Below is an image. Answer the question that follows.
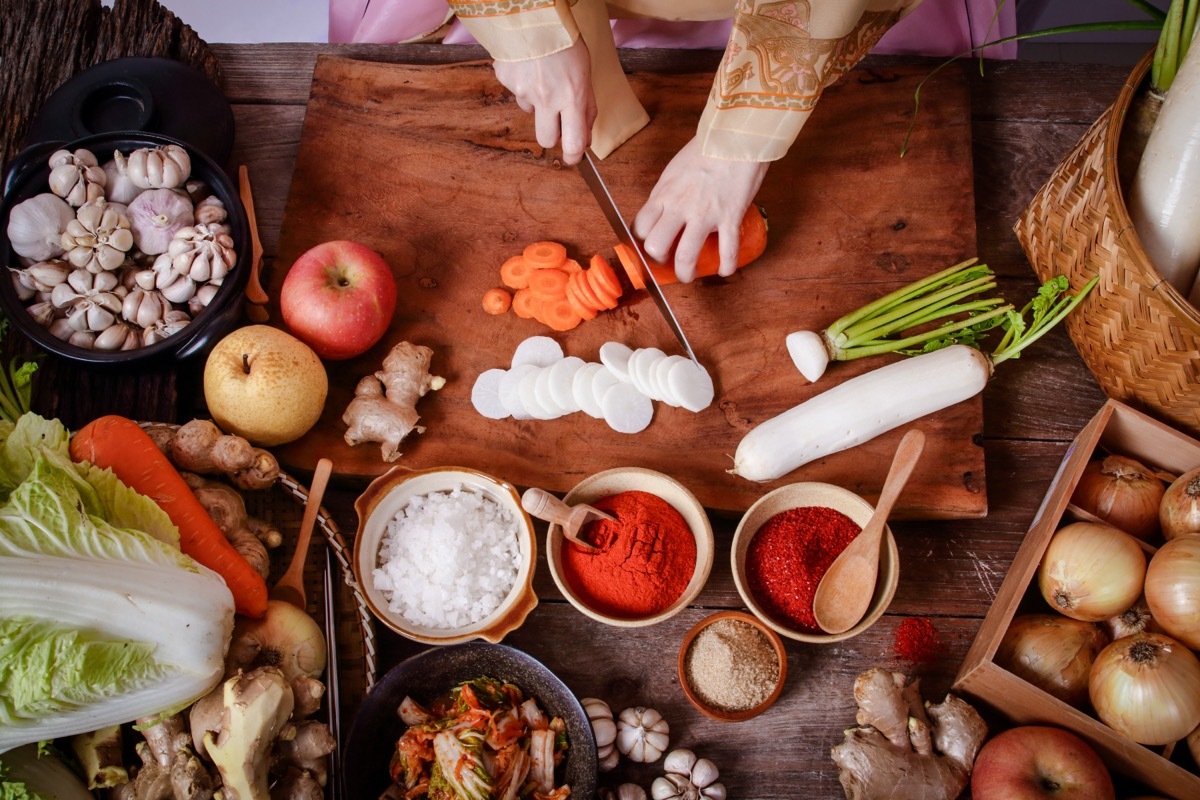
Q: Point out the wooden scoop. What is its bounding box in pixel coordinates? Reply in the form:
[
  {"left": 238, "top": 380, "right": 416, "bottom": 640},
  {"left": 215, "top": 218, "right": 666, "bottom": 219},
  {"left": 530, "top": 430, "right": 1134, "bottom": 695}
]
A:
[
  {"left": 812, "top": 430, "right": 925, "bottom": 635},
  {"left": 270, "top": 458, "right": 333, "bottom": 608},
  {"left": 238, "top": 164, "right": 270, "bottom": 322},
  {"left": 521, "top": 488, "right": 614, "bottom": 551}
]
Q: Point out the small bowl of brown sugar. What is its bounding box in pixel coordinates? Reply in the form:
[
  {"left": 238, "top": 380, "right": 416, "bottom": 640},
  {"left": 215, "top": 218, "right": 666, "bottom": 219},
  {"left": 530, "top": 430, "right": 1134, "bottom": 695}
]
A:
[{"left": 677, "top": 610, "right": 787, "bottom": 721}]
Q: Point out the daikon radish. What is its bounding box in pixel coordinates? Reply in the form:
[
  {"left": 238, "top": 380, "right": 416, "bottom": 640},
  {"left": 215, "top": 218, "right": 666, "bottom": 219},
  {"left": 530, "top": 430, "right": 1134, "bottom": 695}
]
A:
[
  {"left": 1132, "top": 36, "right": 1200, "bottom": 296},
  {"left": 667, "top": 360, "right": 715, "bottom": 412},
  {"left": 471, "top": 368, "right": 509, "bottom": 420},
  {"left": 590, "top": 367, "right": 621, "bottom": 412},
  {"left": 548, "top": 356, "right": 586, "bottom": 413},
  {"left": 519, "top": 367, "right": 556, "bottom": 420},
  {"left": 534, "top": 367, "right": 568, "bottom": 418},
  {"left": 500, "top": 364, "right": 537, "bottom": 420},
  {"left": 512, "top": 336, "right": 563, "bottom": 368},
  {"left": 601, "top": 382, "right": 654, "bottom": 434},
  {"left": 574, "top": 363, "right": 606, "bottom": 419},
  {"left": 734, "top": 276, "right": 1096, "bottom": 482},
  {"left": 599, "top": 342, "right": 634, "bottom": 382}
]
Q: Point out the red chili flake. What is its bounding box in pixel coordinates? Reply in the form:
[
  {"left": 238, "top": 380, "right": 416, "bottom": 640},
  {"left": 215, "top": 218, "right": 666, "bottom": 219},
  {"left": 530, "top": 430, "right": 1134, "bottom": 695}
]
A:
[
  {"left": 894, "top": 616, "right": 941, "bottom": 664},
  {"left": 745, "top": 505, "right": 861, "bottom": 633}
]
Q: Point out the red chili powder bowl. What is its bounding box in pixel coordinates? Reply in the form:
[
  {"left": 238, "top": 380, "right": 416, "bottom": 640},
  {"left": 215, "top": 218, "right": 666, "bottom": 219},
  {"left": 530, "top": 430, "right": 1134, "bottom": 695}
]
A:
[{"left": 559, "top": 490, "right": 697, "bottom": 620}]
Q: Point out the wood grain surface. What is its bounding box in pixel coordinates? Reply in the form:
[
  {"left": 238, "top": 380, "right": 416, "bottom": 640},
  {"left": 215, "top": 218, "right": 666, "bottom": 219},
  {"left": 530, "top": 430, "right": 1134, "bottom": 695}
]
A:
[{"left": 268, "top": 55, "right": 986, "bottom": 518}]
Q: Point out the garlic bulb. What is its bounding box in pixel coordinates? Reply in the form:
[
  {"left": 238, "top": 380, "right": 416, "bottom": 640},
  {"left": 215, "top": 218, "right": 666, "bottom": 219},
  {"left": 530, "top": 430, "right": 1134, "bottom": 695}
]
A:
[
  {"left": 150, "top": 251, "right": 196, "bottom": 303},
  {"left": 616, "top": 707, "right": 669, "bottom": 764},
  {"left": 168, "top": 224, "right": 236, "bottom": 283},
  {"left": 102, "top": 151, "right": 141, "bottom": 204},
  {"left": 94, "top": 322, "right": 143, "bottom": 351},
  {"left": 7, "top": 193, "right": 74, "bottom": 260},
  {"left": 127, "top": 188, "right": 194, "bottom": 255},
  {"left": 121, "top": 288, "right": 167, "bottom": 329},
  {"left": 652, "top": 750, "right": 726, "bottom": 800},
  {"left": 194, "top": 196, "right": 227, "bottom": 225},
  {"left": 601, "top": 785, "right": 647, "bottom": 800},
  {"left": 48, "top": 148, "right": 105, "bottom": 207},
  {"left": 581, "top": 697, "right": 618, "bottom": 771},
  {"left": 126, "top": 144, "right": 191, "bottom": 189},
  {"left": 61, "top": 201, "right": 134, "bottom": 272},
  {"left": 142, "top": 310, "right": 191, "bottom": 345}
]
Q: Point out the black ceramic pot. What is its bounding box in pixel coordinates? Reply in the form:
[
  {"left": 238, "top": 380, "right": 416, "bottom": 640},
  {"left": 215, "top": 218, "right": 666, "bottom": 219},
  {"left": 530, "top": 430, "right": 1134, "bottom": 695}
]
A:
[{"left": 0, "top": 131, "right": 249, "bottom": 366}]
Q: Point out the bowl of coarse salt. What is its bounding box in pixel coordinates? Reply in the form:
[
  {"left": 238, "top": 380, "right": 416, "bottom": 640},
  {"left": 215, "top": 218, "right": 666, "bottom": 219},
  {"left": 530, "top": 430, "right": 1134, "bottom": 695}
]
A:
[{"left": 353, "top": 465, "right": 538, "bottom": 645}]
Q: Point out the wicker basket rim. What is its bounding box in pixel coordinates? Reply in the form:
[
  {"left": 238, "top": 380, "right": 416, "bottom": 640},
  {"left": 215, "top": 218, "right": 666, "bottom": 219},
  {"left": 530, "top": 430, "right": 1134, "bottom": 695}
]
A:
[{"left": 1104, "top": 48, "right": 1200, "bottom": 331}]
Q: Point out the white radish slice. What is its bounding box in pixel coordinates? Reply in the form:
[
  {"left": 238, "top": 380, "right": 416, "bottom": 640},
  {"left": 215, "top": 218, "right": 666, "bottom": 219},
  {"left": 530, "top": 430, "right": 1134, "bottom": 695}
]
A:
[
  {"left": 471, "top": 368, "right": 509, "bottom": 420},
  {"left": 652, "top": 355, "right": 684, "bottom": 406},
  {"left": 573, "top": 363, "right": 605, "bottom": 419},
  {"left": 667, "top": 359, "right": 715, "bottom": 413},
  {"left": 591, "top": 367, "right": 621, "bottom": 413},
  {"left": 534, "top": 366, "right": 568, "bottom": 418},
  {"left": 633, "top": 348, "right": 666, "bottom": 401},
  {"left": 786, "top": 330, "right": 831, "bottom": 383},
  {"left": 548, "top": 356, "right": 585, "bottom": 414},
  {"left": 519, "top": 367, "right": 556, "bottom": 421},
  {"left": 623, "top": 348, "right": 651, "bottom": 397},
  {"left": 511, "top": 336, "right": 564, "bottom": 369},
  {"left": 499, "top": 364, "right": 537, "bottom": 420},
  {"left": 601, "top": 382, "right": 654, "bottom": 434},
  {"left": 598, "top": 342, "right": 634, "bottom": 383}
]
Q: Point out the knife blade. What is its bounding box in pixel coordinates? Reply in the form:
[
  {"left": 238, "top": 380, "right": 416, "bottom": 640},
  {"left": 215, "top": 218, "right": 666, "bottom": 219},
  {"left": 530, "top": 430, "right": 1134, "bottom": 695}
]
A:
[{"left": 578, "top": 150, "right": 700, "bottom": 366}]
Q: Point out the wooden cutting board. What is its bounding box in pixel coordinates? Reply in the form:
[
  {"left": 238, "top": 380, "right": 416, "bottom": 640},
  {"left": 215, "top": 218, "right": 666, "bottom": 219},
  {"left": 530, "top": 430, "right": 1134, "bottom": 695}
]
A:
[{"left": 268, "top": 55, "right": 985, "bottom": 519}]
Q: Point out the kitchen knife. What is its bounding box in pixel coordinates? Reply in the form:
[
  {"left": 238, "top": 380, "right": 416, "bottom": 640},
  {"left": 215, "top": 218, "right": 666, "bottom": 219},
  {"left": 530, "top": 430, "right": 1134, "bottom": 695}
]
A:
[{"left": 578, "top": 150, "right": 700, "bottom": 366}]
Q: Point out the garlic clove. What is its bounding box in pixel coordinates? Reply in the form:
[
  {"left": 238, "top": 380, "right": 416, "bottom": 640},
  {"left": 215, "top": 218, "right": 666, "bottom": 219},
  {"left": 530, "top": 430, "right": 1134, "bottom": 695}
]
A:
[
  {"left": 67, "top": 329, "right": 96, "bottom": 349},
  {"left": 194, "top": 195, "right": 227, "bottom": 225},
  {"left": 691, "top": 758, "right": 720, "bottom": 789},
  {"left": 102, "top": 151, "right": 141, "bottom": 204},
  {"left": 701, "top": 784, "right": 726, "bottom": 800},
  {"left": 11, "top": 272, "right": 35, "bottom": 302},
  {"left": 26, "top": 300, "right": 55, "bottom": 327},
  {"left": 593, "top": 717, "right": 616, "bottom": 748},
  {"left": 598, "top": 746, "right": 620, "bottom": 773},
  {"left": 663, "top": 749, "right": 697, "bottom": 776},
  {"left": 48, "top": 318, "right": 74, "bottom": 341}
]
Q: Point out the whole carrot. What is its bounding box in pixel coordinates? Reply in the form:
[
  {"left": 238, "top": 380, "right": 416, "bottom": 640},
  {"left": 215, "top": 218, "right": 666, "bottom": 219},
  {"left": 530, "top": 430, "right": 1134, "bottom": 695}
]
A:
[{"left": 70, "top": 415, "right": 268, "bottom": 618}]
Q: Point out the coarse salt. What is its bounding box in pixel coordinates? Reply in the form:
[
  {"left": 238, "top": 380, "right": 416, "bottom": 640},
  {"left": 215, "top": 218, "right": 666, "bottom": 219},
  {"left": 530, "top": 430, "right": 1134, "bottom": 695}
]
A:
[{"left": 373, "top": 485, "right": 522, "bottom": 629}]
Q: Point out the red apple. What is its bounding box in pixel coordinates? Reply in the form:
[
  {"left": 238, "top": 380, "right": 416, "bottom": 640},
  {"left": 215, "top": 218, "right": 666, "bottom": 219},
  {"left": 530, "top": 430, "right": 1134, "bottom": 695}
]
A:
[
  {"left": 280, "top": 240, "right": 397, "bottom": 360},
  {"left": 972, "top": 726, "right": 1115, "bottom": 800}
]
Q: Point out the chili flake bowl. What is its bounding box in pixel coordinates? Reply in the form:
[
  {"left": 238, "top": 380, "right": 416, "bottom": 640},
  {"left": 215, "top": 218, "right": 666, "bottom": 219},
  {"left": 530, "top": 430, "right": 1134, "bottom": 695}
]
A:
[
  {"left": 546, "top": 466, "right": 714, "bottom": 628},
  {"left": 678, "top": 610, "right": 788, "bottom": 722},
  {"left": 731, "top": 481, "right": 899, "bottom": 644},
  {"left": 353, "top": 465, "right": 538, "bottom": 646}
]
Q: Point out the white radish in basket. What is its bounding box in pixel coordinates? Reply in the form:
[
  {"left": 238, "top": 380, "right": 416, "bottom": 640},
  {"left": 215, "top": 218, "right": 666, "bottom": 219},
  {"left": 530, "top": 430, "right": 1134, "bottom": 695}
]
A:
[{"left": 733, "top": 276, "right": 1097, "bottom": 482}]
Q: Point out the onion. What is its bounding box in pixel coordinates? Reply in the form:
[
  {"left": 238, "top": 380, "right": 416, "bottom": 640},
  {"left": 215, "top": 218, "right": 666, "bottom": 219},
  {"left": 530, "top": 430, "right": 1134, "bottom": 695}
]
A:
[
  {"left": 1103, "top": 598, "right": 1159, "bottom": 640},
  {"left": 228, "top": 599, "right": 327, "bottom": 681},
  {"left": 1160, "top": 466, "right": 1200, "bottom": 540},
  {"left": 1144, "top": 535, "right": 1200, "bottom": 649},
  {"left": 995, "top": 614, "right": 1108, "bottom": 708},
  {"left": 1089, "top": 632, "right": 1200, "bottom": 745},
  {"left": 1038, "top": 522, "right": 1147, "bottom": 622},
  {"left": 1071, "top": 455, "right": 1164, "bottom": 540}
]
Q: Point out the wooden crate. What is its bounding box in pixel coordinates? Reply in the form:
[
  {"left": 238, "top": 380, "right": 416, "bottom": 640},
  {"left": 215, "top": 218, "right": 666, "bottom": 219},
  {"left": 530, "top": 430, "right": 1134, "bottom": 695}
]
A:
[{"left": 953, "top": 399, "right": 1200, "bottom": 798}]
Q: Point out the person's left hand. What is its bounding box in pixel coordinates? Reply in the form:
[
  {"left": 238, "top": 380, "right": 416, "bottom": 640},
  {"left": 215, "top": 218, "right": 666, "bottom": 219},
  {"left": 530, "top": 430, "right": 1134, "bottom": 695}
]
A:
[
  {"left": 633, "top": 136, "right": 768, "bottom": 283},
  {"left": 493, "top": 37, "right": 597, "bottom": 165}
]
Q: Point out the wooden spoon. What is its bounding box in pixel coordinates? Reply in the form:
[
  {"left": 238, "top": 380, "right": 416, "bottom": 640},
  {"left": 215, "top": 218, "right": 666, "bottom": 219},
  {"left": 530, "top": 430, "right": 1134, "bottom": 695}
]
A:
[
  {"left": 237, "top": 164, "right": 270, "bottom": 321},
  {"left": 812, "top": 429, "right": 925, "bottom": 635},
  {"left": 521, "top": 488, "right": 613, "bottom": 552},
  {"left": 270, "top": 458, "right": 333, "bottom": 608}
]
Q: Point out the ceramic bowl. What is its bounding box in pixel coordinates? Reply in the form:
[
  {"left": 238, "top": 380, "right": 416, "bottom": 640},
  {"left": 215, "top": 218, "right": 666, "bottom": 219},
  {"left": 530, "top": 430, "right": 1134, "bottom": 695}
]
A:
[
  {"left": 677, "top": 610, "right": 788, "bottom": 722},
  {"left": 353, "top": 465, "right": 538, "bottom": 645},
  {"left": 731, "top": 481, "right": 899, "bottom": 644},
  {"left": 343, "top": 642, "right": 598, "bottom": 799},
  {"left": 0, "top": 131, "right": 249, "bottom": 365},
  {"left": 546, "top": 467, "right": 713, "bottom": 627}
]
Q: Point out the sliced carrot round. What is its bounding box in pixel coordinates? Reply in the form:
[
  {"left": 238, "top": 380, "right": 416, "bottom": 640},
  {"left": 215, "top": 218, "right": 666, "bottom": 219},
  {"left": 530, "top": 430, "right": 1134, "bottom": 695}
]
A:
[
  {"left": 543, "top": 298, "right": 583, "bottom": 331},
  {"left": 587, "top": 267, "right": 619, "bottom": 310},
  {"left": 500, "top": 255, "right": 532, "bottom": 289},
  {"left": 523, "top": 241, "right": 568, "bottom": 270},
  {"left": 565, "top": 279, "right": 598, "bottom": 321},
  {"left": 571, "top": 270, "right": 605, "bottom": 313},
  {"left": 560, "top": 257, "right": 583, "bottom": 274},
  {"left": 512, "top": 288, "right": 538, "bottom": 319},
  {"left": 482, "top": 287, "right": 512, "bottom": 315},
  {"left": 613, "top": 243, "right": 646, "bottom": 290},
  {"left": 588, "top": 253, "right": 623, "bottom": 300},
  {"left": 528, "top": 267, "right": 569, "bottom": 300}
]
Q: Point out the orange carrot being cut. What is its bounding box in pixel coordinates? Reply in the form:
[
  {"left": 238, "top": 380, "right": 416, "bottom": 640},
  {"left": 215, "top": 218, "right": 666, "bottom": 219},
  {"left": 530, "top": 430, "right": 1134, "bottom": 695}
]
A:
[
  {"left": 565, "top": 278, "right": 598, "bottom": 321},
  {"left": 523, "top": 241, "right": 568, "bottom": 271},
  {"left": 571, "top": 269, "right": 605, "bottom": 313},
  {"left": 500, "top": 256, "right": 532, "bottom": 289},
  {"left": 69, "top": 415, "right": 269, "bottom": 618},
  {"left": 614, "top": 204, "right": 769, "bottom": 288},
  {"left": 588, "top": 253, "right": 622, "bottom": 300},
  {"left": 560, "top": 257, "right": 583, "bottom": 274},
  {"left": 587, "top": 267, "right": 619, "bottom": 310},
  {"left": 482, "top": 287, "right": 512, "bottom": 315}
]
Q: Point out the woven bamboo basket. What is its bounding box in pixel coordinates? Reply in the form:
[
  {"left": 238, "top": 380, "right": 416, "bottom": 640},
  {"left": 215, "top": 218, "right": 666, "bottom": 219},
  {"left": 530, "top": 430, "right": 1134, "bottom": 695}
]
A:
[{"left": 1014, "top": 50, "right": 1200, "bottom": 438}]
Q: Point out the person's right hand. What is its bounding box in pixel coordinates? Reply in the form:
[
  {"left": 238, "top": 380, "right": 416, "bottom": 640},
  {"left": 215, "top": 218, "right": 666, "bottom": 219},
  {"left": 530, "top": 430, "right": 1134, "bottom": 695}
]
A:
[{"left": 493, "top": 37, "right": 597, "bottom": 165}]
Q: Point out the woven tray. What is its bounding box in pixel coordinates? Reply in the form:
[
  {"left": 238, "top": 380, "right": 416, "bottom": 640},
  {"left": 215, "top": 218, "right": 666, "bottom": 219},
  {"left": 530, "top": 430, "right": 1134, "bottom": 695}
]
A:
[{"left": 1014, "top": 49, "right": 1200, "bottom": 437}]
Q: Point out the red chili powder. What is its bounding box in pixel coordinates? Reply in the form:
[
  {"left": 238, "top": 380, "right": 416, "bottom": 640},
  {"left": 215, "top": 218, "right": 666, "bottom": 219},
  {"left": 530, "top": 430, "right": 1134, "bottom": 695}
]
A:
[
  {"left": 745, "top": 506, "right": 861, "bottom": 633},
  {"left": 560, "top": 490, "right": 696, "bottom": 619},
  {"left": 894, "top": 616, "right": 941, "bottom": 664}
]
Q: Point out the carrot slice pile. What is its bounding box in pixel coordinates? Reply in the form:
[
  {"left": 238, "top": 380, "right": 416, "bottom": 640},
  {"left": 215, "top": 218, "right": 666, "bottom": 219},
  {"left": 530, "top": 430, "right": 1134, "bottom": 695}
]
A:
[{"left": 483, "top": 240, "right": 624, "bottom": 332}]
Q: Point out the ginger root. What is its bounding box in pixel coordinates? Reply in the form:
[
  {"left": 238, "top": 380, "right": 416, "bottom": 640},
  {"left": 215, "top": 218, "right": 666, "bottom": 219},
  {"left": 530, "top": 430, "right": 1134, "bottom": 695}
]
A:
[
  {"left": 183, "top": 473, "right": 271, "bottom": 580},
  {"left": 70, "top": 724, "right": 127, "bottom": 789},
  {"left": 830, "top": 669, "right": 987, "bottom": 800},
  {"left": 204, "top": 667, "right": 295, "bottom": 800},
  {"left": 343, "top": 341, "right": 445, "bottom": 462},
  {"left": 114, "top": 714, "right": 216, "bottom": 800},
  {"left": 166, "top": 419, "right": 280, "bottom": 490}
]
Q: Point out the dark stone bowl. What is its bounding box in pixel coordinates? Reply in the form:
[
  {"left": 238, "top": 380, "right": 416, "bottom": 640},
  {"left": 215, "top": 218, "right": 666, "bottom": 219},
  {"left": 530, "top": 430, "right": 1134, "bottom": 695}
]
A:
[{"left": 343, "top": 642, "right": 598, "bottom": 799}]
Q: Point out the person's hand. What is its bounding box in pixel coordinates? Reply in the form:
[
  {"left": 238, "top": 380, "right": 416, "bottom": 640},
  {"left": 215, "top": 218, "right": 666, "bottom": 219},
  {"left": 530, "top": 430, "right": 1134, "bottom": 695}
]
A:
[
  {"left": 633, "top": 137, "right": 769, "bottom": 283},
  {"left": 493, "top": 37, "right": 596, "bottom": 165}
]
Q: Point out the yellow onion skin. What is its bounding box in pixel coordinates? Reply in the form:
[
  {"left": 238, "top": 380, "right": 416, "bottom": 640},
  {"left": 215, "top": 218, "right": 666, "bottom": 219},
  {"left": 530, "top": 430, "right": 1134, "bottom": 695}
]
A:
[
  {"left": 1038, "top": 522, "right": 1147, "bottom": 622},
  {"left": 1072, "top": 455, "right": 1165, "bottom": 541},
  {"left": 1145, "top": 535, "right": 1200, "bottom": 649},
  {"left": 1089, "top": 632, "right": 1200, "bottom": 745},
  {"left": 229, "top": 599, "right": 327, "bottom": 681},
  {"left": 995, "top": 613, "right": 1108, "bottom": 708},
  {"left": 1160, "top": 466, "right": 1200, "bottom": 540}
]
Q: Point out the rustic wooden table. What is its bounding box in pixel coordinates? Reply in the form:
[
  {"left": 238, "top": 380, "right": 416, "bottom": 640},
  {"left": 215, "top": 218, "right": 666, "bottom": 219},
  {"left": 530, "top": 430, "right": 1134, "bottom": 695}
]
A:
[{"left": 6, "top": 4, "right": 1137, "bottom": 794}]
